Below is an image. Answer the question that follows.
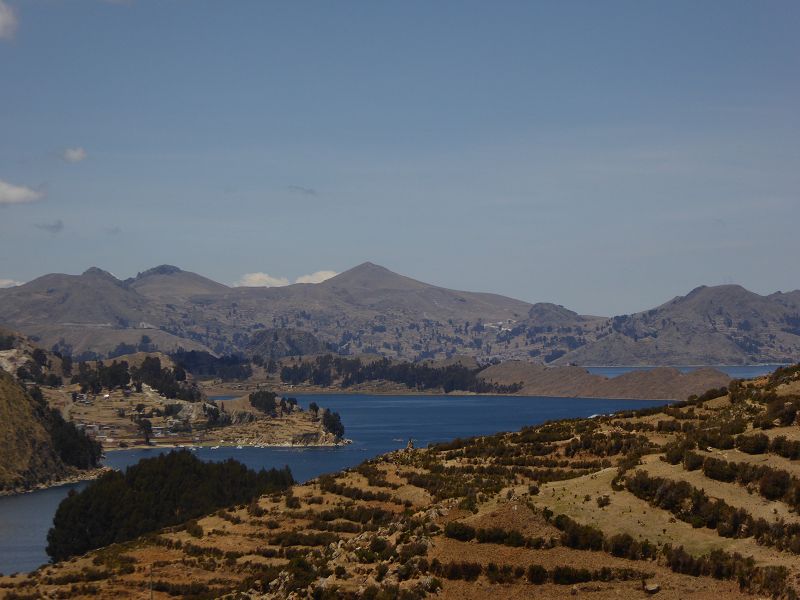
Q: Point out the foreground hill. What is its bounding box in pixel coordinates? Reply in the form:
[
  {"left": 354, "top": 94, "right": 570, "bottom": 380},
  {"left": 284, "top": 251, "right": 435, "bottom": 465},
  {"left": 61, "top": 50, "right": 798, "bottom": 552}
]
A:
[
  {"left": 1, "top": 262, "right": 798, "bottom": 365},
  {"left": 6, "top": 366, "right": 800, "bottom": 598},
  {"left": 0, "top": 369, "right": 69, "bottom": 492},
  {"left": 0, "top": 371, "right": 102, "bottom": 494}
]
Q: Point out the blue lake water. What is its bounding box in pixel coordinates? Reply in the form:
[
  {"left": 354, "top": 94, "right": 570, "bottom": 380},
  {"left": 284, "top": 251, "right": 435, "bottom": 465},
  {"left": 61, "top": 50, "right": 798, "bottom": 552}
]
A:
[
  {"left": 585, "top": 364, "right": 784, "bottom": 379},
  {"left": 0, "top": 393, "right": 667, "bottom": 574}
]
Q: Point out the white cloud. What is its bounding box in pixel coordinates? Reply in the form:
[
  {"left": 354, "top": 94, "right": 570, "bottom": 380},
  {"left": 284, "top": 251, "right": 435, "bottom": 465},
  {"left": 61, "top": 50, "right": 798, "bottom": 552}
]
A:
[
  {"left": 235, "top": 272, "right": 290, "bottom": 287},
  {"left": 0, "top": 0, "right": 17, "bottom": 41},
  {"left": 0, "top": 278, "right": 22, "bottom": 288},
  {"left": 295, "top": 270, "right": 338, "bottom": 284},
  {"left": 62, "top": 147, "right": 87, "bottom": 163},
  {"left": 235, "top": 269, "right": 339, "bottom": 287},
  {"left": 0, "top": 179, "right": 44, "bottom": 205}
]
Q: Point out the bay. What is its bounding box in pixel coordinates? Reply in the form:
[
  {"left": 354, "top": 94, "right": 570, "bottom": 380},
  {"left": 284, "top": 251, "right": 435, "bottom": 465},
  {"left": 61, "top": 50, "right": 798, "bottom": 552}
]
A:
[{"left": 0, "top": 393, "right": 666, "bottom": 574}]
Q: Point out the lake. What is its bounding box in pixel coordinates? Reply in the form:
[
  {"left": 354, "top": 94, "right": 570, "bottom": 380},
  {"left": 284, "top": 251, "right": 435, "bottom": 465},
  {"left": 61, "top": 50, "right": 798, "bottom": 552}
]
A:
[
  {"left": 585, "top": 364, "right": 784, "bottom": 379},
  {"left": 0, "top": 393, "right": 670, "bottom": 574}
]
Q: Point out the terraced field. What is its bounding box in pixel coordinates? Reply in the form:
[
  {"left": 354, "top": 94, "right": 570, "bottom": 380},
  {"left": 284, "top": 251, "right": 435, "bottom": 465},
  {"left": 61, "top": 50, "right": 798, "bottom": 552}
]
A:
[{"left": 3, "top": 365, "right": 800, "bottom": 599}]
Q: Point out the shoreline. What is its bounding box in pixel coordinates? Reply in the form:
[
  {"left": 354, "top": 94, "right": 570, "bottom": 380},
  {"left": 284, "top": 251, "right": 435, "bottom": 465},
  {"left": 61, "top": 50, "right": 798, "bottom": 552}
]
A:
[
  {"left": 259, "top": 387, "right": 681, "bottom": 402},
  {"left": 0, "top": 466, "right": 113, "bottom": 498},
  {"left": 209, "top": 384, "right": 682, "bottom": 401},
  {"left": 103, "top": 438, "right": 352, "bottom": 453}
]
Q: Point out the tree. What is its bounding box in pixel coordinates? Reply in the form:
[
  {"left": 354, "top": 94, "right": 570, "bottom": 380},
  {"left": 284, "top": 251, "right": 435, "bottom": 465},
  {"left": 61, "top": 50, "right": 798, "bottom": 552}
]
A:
[
  {"left": 139, "top": 418, "right": 153, "bottom": 445},
  {"left": 321, "top": 409, "right": 345, "bottom": 438},
  {"left": 32, "top": 348, "right": 48, "bottom": 367},
  {"left": 309, "top": 402, "right": 319, "bottom": 416},
  {"left": 46, "top": 450, "right": 293, "bottom": 561}
]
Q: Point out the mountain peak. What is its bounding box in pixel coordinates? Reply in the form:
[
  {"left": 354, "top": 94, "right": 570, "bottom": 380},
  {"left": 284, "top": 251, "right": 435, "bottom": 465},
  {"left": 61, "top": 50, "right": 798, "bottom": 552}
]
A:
[
  {"left": 528, "top": 302, "right": 581, "bottom": 324},
  {"left": 323, "top": 262, "right": 424, "bottom": 291},
  {"left": 135, "top": 265, "right": 184, "bottom": 279},
  {"left": 81, "top": 267, "right": 118, "bottom": 281},
  {"left": 346, "top": 261, "right": 389, "bottom": 273}
]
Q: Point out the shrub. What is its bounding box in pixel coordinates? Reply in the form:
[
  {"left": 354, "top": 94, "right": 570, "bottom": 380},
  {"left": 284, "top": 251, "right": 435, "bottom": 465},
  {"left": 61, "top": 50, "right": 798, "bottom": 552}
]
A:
[
  {"left": 551, "top": 566, "right": 592, "bottom": 585},
  {"left": 527, "top": 564, "right": 548, "bottom": 584},
  {"left": 736, "top": 433, "right": 770, "bottom": 455},
  {"left": 759, "top": 470, "right": 791, "bottom": 501},
  {"left": 444, "top": 521, "right": 476, "bottom": 542}
]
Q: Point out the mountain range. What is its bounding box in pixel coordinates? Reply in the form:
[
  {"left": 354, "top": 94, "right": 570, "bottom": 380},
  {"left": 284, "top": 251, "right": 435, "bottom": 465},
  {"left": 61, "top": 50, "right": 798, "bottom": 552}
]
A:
[{"left": 0, "top": 262, "right": 798, "bottom": 365}]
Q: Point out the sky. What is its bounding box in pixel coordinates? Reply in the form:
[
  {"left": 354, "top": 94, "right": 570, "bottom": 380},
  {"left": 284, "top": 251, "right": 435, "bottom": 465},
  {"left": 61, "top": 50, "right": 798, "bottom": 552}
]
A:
[{"left": 0, "top": 1, "right": 798, "bottom": 316}]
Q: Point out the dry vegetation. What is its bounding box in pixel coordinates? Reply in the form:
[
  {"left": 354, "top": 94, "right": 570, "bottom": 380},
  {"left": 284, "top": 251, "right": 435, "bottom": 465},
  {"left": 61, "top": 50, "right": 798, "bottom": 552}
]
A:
[{"left": 4, "top": 366, "right": 800, "bottom": 599}]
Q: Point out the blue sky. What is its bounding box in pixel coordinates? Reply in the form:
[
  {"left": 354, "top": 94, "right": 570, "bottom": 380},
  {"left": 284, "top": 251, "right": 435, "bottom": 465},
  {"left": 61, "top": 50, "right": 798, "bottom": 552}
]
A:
[{"left": 0, "top": 1, "right": 798, "bottom": 315}]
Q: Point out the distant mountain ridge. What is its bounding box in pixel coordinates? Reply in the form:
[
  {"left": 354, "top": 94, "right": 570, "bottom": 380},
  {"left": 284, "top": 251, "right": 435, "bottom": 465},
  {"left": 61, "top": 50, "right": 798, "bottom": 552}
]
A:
[{"left": 0, "top": 262, "right": 798, "bottom": 365}]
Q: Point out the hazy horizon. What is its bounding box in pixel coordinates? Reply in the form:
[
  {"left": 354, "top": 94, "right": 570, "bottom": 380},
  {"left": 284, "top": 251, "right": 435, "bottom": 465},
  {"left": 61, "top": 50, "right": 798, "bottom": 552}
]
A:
[{"left": 1, "top": 1, "right": 798, "bottom": 315}]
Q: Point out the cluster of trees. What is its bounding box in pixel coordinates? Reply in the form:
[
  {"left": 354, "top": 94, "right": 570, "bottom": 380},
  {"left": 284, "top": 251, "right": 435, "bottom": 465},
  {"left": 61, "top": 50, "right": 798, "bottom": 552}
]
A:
[
  {"left": 247, "top": 391, "right": 344, "bottom": 438},
  {"left": 131, "top": 356, "right": 202, "bottom": 401},
  {"left": 564, "top": 431, "right": 652, "bottom": 458},
  {"left": 171, "top": 350, "right": 252, "bottom": 381},
  {"left": 16, "top": 363, "right": 62, "bottom": 388},
  {"left": 626, "top": 470, "right": 800, "bottom": 553},
  {"left": 249, "top": 390, "right": 279, "bottom": 414},
  {"left": 548, "top": 509, "right": 789, "bottom": 596},
  {"left": 694, "top": 454, "right": 800, "bottom": 506},
  {"left": 444, "top": 522, "right": 547, "bottom": 549},
  {"left": 66, "top": 356, "right": 201, "bottom": 401},
  {"left": 662, "top": 546, "right": 788, "bottom": 597},
  {"left": 71, "top": 360, "right": 130, "bottom": 393},
  {"left": 108, "top": 335, "right": 157, "bottom": 358},
  {"left": 248, "top": 391, "right": 300, "bottom": 417},
  {"left": 318, "top": 474, "right": 393, "bottom": 503},
  {"left": 279, "top": 355, "right": 522, "bottom": 394},
  {"left": 431, "top": 559, "right": 643, "bottom": 586},
  {"left": 665, "top": 431, "right": 800, "bottom": 511},
  {"left": 28, "top": 386, "right": 102, "bottom": 470},
  {"left": 14, "top": 349, "right": 64, "bottom": 387},
  {"left": 0, "top": 333, "right": 15, "bottom": 350},
  {"left": 687, "top": 386, "right": 729, "bottom": 404},
  {"left": 46, "top": 450, "right": 293, "bottom": 561},
  {"left": 321, "top": 409, "right": 345, "bottom": 438},
  {"left": 754, "top": 395, "right": 800, "bottom": 429}
]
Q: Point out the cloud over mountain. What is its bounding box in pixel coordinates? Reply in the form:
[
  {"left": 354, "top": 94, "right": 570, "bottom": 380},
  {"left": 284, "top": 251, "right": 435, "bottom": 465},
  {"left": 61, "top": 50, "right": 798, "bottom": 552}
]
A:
[
  {"left": 295, "top": 270, "right": 338, "bottom": 284},
  {"left": 235, "top": 272, "right": 290, "bottom": 287},
  {"left": 236, "top": 269, "right": 338, "bottom": 287}
]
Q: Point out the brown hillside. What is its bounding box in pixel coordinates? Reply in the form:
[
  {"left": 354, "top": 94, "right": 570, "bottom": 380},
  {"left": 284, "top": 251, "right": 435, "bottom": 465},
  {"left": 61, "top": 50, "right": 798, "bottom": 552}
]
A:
[
  {"left": 479, "top": 361, "right": 731, "bottom": 400},
  {"left": 0, "top": 370, "right": 67, "bottom": 492}
]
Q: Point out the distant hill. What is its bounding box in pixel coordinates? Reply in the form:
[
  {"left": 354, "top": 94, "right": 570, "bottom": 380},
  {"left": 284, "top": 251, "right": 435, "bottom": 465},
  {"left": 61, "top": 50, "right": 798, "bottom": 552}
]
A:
[
  {"left": 0, "top": 263, "right": 798, "bottom": 365},
  {"left": 557, "top": 285, "right": 800, "bottom": 366},
  {"left": 479, "top": 361, "right": 731, "bottom": 400},
  {"left": 127, "top": 264, "right": 230, "bottom": 304},
  {"left": 246, "top": 328, "right": 328, "bottom": 362}
]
